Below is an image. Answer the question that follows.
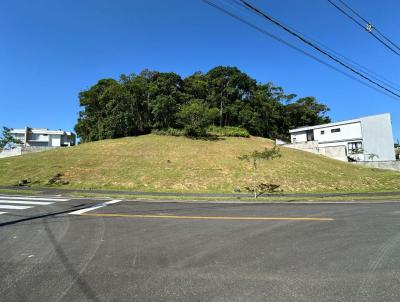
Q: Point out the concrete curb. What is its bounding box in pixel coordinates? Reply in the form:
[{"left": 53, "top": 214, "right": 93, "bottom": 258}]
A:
[{"left": 2, "top": 185, "right": 400, "bottom": 199}]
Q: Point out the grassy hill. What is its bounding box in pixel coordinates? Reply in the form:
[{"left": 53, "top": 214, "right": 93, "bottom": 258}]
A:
[{"left": 0, "top": 134, "right": 399, "bottom": 193}]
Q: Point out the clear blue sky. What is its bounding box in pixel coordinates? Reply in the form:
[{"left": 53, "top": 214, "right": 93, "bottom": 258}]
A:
[{"left": 1, "top": 0, "right": 399, "bottom": 139}]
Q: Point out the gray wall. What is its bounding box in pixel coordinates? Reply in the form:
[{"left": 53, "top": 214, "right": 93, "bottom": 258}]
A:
[
  {"left": 351, "top": 161, "right": 400, "bottom": 171},
  {"left": 361, "top": 113, "right": 395, "bottom": 161}
]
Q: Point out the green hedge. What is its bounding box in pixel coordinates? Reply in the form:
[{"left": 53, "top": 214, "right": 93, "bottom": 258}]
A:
[
  {"left": 153, "top": 126, "right": 250, "bottom": 138},
  {"left": 151, "top": 128, "right": 184, "bottom": 136},
  {"left": 207, "top": 126, "right": 250, "bottom": 137}
]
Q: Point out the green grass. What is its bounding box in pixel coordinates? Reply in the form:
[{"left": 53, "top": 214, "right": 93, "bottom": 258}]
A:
[
  {"left": 2, "top": 187, "right": 400, "bottom": 203},
  {"left": 66, "top": 192, "right": 400, "bottom": 203},
  {"left": 1, "top": 134, "right": 400, "bottom": 193}
]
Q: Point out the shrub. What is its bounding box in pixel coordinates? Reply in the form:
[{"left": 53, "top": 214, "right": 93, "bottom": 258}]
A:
[
  {"left": 151, "top": 128, "right": 184, "bottom": 136},
  {"left": 207, "top": 126, "right": 250, "bottom": 137},
  {"left": 177, "top": 100, "right": 219, "bottom": 137}
]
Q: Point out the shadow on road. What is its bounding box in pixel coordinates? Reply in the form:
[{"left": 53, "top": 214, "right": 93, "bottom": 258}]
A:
[
  {"left": 0, "top": 204, "right": 94, "bottom": 228},
  {"left": 43, "top": 218, "right": 101, "bottom": 302}
]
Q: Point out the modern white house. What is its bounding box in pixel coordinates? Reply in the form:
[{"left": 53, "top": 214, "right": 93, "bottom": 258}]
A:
[
  {"left": 9, "top": 127, "right": 76, "bottom": 148},
  {"left": 287, "top": 113, "right": 395, "bottom": 162}
]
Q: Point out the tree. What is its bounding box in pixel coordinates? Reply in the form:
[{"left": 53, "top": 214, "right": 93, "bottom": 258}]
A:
[
  {"left": 206, "top": 66, "right": 257, "bottom": 127},
  {"left": 74, "top": 66, "right": 331, "bottom": 142},
  {"left": 238, "top": 83, "right": 287, "bottom": 138},
  {"left": 283, "top": 97, "right": 331, "bottom": 138},
  {"left": 239, "top": 145, "right": 281, "bottom": 198},
  {"left": 149, "top": 95, "right": 179, "bottom": 129},
  {"left": 75, "top": 78, "right": 119, "bottom": 142},
  {"left": 176, "top": 100, "right": 219, "bottom": 137},
  {"left": 0, "top": 127, "right": 22, "bottom": 151}
]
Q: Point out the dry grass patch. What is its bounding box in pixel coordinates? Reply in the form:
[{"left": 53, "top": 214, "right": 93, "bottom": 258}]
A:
[{"left": 0, "top": 134, "right": 399, "bottom": 193}]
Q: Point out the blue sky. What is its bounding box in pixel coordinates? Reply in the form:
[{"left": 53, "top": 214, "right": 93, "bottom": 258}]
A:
[{"left": 1, "top": 0, "right": 399, "bottom": 139}]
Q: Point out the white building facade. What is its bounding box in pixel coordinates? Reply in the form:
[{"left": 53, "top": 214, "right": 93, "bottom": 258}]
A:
[
  {"left": 10, "top": 127, "right": 76, "bottom": 148},
  {"left": 288, "top": 113, "right": 395, "bottom": 162}
]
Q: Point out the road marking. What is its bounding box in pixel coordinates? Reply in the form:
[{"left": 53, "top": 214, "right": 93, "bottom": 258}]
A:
[
  {"left": 0, "top": 196, "right": 69, "bottom": 202},
  {"left": 68, "top": 200, "right": 122, "bottom": 215},
  {"left": 0, "top": 205, "right": 33, "bottom": 210},
  {"left": 79, "top": 213, "right": 335, "bottom": 221},
  {"left": 0, "top": 211, "right": 7, "bottom": 215},
  {"left": 0, "top": 200, "right": 54, "bottom": 205}
]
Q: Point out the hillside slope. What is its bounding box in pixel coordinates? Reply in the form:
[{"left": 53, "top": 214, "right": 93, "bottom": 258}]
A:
[{"left": 0, "top": 135, "right": 399, "bottom": 193}]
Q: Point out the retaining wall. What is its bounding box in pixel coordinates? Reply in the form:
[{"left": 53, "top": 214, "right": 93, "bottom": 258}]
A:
[{"left": 351, "top": 161, "right": 400, "bottom": 171}]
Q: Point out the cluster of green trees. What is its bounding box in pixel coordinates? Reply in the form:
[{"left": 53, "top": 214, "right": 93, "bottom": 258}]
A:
[{"left": 75, "top": 66, "right": 331, "bottom": 142}]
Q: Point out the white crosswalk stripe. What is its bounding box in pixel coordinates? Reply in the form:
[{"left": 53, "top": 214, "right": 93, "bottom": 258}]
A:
[
  {"left": 0, "top": 196, "right": 69, "bottom": 202},
  {"left": 0, "top": 205, "right": 32, "bottom": 210},
  {"left": 0, "top": 195, "right": 70, "bottom": 216},
  {"left": 0, "top": 200, "right": 54, "bottom": 205}
]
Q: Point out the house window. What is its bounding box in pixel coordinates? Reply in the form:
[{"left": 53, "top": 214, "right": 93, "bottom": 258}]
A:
[
  {"left": 331, "top": 128, "right": 341, "bottom": 133},
  {"left": 348, "top": 141, "right": 363, "bottom": 154},
  {"left": 321, "top": 130, "right": 325, "bottom": 135}
]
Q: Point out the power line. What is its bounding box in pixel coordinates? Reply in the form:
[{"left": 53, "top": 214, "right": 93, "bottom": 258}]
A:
[
  {"left": 336, "top": 0, "right": 400, "bottom": 52},
  {"left": 201, "top": 0, "right": 400, "bottom": 100},
  {"left": 327, "top": 0, "right": 400, "bottom": 56},
  {"left": 227, "top": 0, "right": 400, "bottom": 94},
  {"left": 233, "top": 0, "right": 400, "bottom": 99}
]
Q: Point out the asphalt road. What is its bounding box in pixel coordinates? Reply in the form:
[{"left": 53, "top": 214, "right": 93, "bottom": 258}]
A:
[{"left": 1, "top": 194, "right": 400, "bottom": 301}]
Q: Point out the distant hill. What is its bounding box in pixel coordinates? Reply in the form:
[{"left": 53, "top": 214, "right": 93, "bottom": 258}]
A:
[{"left": 1, "top": 134, "right": 399, "bottom": 193}]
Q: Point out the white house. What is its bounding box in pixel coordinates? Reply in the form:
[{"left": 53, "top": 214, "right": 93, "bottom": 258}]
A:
[
  {"left": 10, "top": 127, "right": 76, "bottom": 148},
  {"left": 288, "top": 113, "right": 395, "bottom": 162}
]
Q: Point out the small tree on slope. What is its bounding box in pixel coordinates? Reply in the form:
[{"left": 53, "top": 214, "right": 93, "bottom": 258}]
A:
[{"left": 238, "top": 145, "right": 281, "bottom": 198}]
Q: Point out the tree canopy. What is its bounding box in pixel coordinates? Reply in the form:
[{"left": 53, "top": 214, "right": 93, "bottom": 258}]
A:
[{"left": 75, "top": 66, "right": 330, "bottom": 142}]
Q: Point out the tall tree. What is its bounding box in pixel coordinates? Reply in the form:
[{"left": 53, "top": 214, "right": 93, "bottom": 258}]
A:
[
  {"left": 283, "top": 97, "right": 331, "bottom": 135},
  {"left": 206, "top": 66, "right": 256, "bottom": 127},
  {"left": 75, "top": 66, "right": 331, "bottom": 142}
]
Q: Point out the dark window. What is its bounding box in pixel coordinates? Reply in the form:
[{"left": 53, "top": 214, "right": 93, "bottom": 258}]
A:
[
  {"left": 321, "top": 130, "right": 325, "bottom": 135},
  {"left": 306, "top": 130, "right": 314, "bottom": 141},
  {"left": 331, "top": 128, "right": 340, "bottom": 133},
  {"left": 348, "top": 142, "right": 363, "bottom": 154}
]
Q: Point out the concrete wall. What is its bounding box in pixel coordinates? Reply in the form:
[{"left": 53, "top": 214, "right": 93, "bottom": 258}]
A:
[
  {"left": 28, "top": 133, "right": 50, "bottom": 142},
  {"left": 290, "top": 121, "right": 362, "bottom": 144},
  {"left": 22, "top": 146, "right": 55, "bottom": 154},
  {"left": 351, "top": 161, "right": 400, "bottom": 171},
  {"left": 313, "top": 122, "right": 362, "bottom": 143},
  {"left": 284, "top": 142, "right": 348, "bottom": 161},
  {"left": 285, "top": 141, "right": 319, "bottom": 153},
  {"left": 0, "top": 146, "right": 56, "bottom": 159},
  {"left": 0, "top": 148, "right": 22, "bottom": 158},
  {"left": 318, "top": 145, "right": 348, "bottom": 161},
  {"left": 290, "top": 131, "right": 307, "bottom": 143},
  {"left": 361, "top": 113, "right": 395, "bottom": 161}
]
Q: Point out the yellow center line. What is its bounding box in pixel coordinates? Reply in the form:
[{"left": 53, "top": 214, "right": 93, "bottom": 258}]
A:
[{"left": 79, "top": 213, "right": 335, "bottom": 221}]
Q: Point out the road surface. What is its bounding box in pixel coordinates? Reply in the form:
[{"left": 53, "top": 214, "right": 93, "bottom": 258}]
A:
[{"left": 1, "top": 193, "right": 400, "bottom": 301}]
